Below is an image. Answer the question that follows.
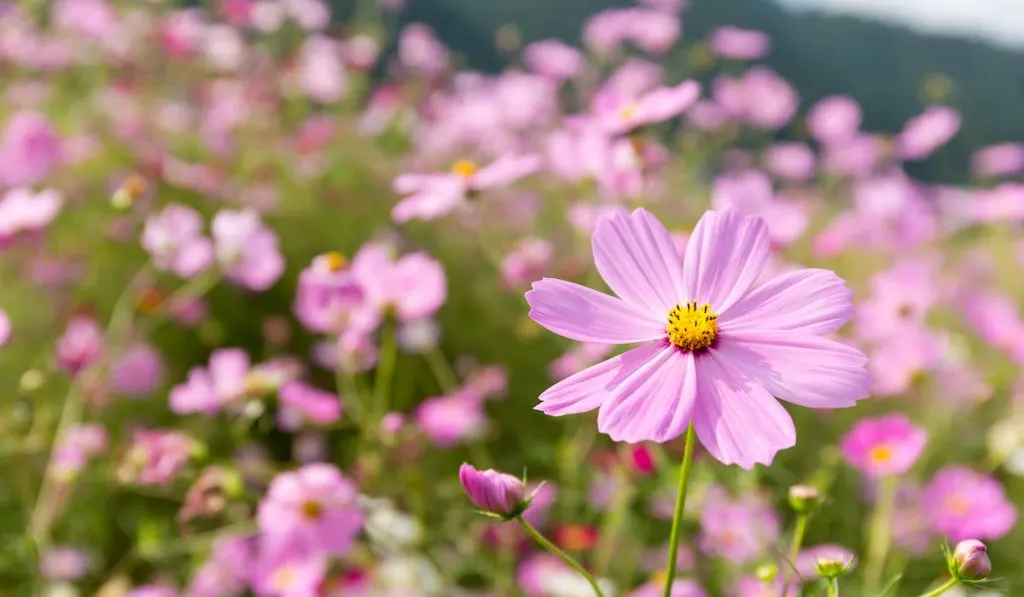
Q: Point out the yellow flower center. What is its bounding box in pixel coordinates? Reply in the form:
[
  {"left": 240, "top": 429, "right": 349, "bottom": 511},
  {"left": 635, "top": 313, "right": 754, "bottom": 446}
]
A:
[
  {"left": 869, "top": 445, "right": 893, "bottom": 464},
  {"left": 618, "top": 102, "right": 640, "bottom": 122},
  {"left": 272, "top": 566, "right": 297, "bottom": 590},
  {"left": 667, "top": 302, "right": 719, "bottom": 352},
  {"left": 946, "top": 494, "right": 971, "bottom": 517},
  {"left": 323, "top": 251, "right": 347, "bottom": 271},
  {"left": 301, "top": 499, "right": 324, "bottom": 520},
  {"left": 450, "top": 159, "right": 478, "bottom": 178}
]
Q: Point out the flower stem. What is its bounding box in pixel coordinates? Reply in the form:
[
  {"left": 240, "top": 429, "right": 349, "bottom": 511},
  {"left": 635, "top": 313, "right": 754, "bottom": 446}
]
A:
[
  {"left": 864, "top": 475, "right": 898, "bottom": 596},
  {"left": 516, "top": 516, "right": 605, "bottom": 597},
  {"left": 780, "top": 513, "right": 809, "bottom": 596},
  {"left": 917, "top": 578, "right": 958, "bottom": 597},
  {"left": 373, "top": 325, "right": 398, "bottom": 418},
  {"left": 826, "top": 577, "right": 840, "bottom": 597},
  {"left": 663, "top": 422, "right": 697, "bottom": 597}
]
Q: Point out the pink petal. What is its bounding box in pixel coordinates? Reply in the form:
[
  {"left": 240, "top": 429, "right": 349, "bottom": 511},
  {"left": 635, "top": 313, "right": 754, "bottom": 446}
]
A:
[
  {"left": 526, "top": 278, "right": 665, "bottom": 344},
  {"left": 473, "top": 154, "right": 541, "bottom": 188},
  {"left": 719, "top": 269, "right": 853, "bottom": 335},
  {"left": 693, "top": 352, "right": 796, "bottom": 468},
  {"left": 715, "top": 331, "right": 870, "bottom": 408},
  {"left": 537, "top": 342, "right": 663, "bottom": 415},
  {"left": 637, "top": 80, "right": 701, "bottom": 124},
  {"left": 391, "top": 179, "right": 465, "bottom": 222},
  {"left": 682, "top": 209, "right": 770, "bottom": 312},
  {"left": 592, "top": 208, "right": 685, "bottom": 316},
  {"left": 597, "top": 347, "right": 696, "bottom": 443}
]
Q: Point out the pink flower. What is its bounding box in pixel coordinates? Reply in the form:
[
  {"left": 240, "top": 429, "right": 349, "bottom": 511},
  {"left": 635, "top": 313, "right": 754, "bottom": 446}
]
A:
[
  {"left": 796, "top": 544, "right": 857, "bottom": 578},
  {"left": 855, "top": 258, "right": 939, "bottom": 342},
  {"left": 252, "top": 555, "right": 326, "bottom": 597},
  {"left": 212, "top": 209, "right": 285, "bottom": 291},
  {"left": 119, "top": 429, "right": 195, "bottom": 486},
  {"left": 0, "top": 308, "right": 9, "bottom": 347},
  {"left": 0, "top": 188, "right": 62, "bottom": 243},
  {"left": 188, "top": 535, "right": 252, "bottom": 597},
  {"left": 592, "top": 80, "right": 700, "bottom": 135},
  {"left": 40, "top": 547, "right": 89, "bottom": 581},
  {"left": 415, "top": 393, "right": 487, "bottom": 447},
  {"left": 840, "top": 414, "right": 927, "bottom": 477},
  {"left": 297, "top": 35, "right": 347, "bottom": 103},
  {"left": 710, "top": 26, "right": 771, "bottom": 60},
  {"left": 398, "top": 24, "right": 448, "bottom": 77},
  {"left": 523, "top": 39, "right": 584, "bottom": 81},
  {"left": 0, "top": 111, "right": 63, "bottom": 187},
  {"left": 501, "top": 237, "right": 553, "bottom": 288},
  {"left": 391, "top": 154, "right": 540, "bottom": 222},
  {"left": 350, "top": 243, "right": 446, "bottom": 322},
  {"left": 257, "top": 463, "right": 363, "bottom": 556},
  {"left": 699, "top": 488, "right": 780, "bottom": 563},
  {"left": 897, "top": 106, "right": 961, "bottom": 160},
  {"left": 169, "top": 349, "right": 251, "bottom": 415},
  {"left": 125, "top": 585, "right": 178, "bottom": 597},
  {"left": 822, "top": 134, "right": 882, "bottom": 176},
  {"left": 458, "top": 463, "right": 528, "bottom": 518},
  {"left": 283, "top": 0, "right": 330, "bottom": 30},
  {"left": 630, "top": 579, "right": 706, "bottom": 597},
  {"left": 730, "top": 576, "right": 798, "bottom": 597},
  {"left": 972, "top": 142, "right": 1024, "bottom": 177},
  {"left": 525, "top": 208, "right": 869, "bottom": 466},
  {"left": 53, "top": 0, "right": 118, "bottom": 39},
  {"left": 924, "top": 467, "right": 1017, "bottom": 542},
  {"left": 629, "top": 9, "right": 680, "bottom": 55},
  {"left": 763, "top": 142, "right": 815, "bottom": 182},
  {"left": 111, "top": 344, "right": 166, "bottom": 397},
  {"left": 57, "top": 316, "right": 104, "bottom": 374},
  {"left": 141, "top": 204, "right": 214, "bottom": 278},
  {"left": 294, "top": 253, "right": 372, "bottom": 335},
  {"left": 807, "top": 96, "right": 861, "bottom": 144},
  {"left": 711, "top": 170, "right": 808, "bottom": 246},
  {"left": 740, "top": 68, "right": 798, "bottom": 129},
  {"left": 52, "top": 424, "right": 108, "bottom": 481},
  {"left": 277, "top": 381, "right": 342, "bottom": 431}
]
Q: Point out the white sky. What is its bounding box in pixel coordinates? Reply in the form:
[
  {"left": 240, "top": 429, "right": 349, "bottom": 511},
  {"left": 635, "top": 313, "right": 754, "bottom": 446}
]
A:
[{"left": 777, "top": 0, "right": 1024, "bottom": 49}]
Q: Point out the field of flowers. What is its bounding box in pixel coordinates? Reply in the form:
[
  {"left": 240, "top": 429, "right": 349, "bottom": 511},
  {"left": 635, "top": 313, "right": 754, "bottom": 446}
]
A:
[{"left": 2, "top": 0, "right": 1023, "bottom": 595}]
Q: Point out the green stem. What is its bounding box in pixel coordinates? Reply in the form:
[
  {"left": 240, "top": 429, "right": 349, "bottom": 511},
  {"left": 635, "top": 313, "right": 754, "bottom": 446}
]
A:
[
  {"left": 424, "top": 346, "right": 459, "bottom": 393},
  {"left": 516, "top": 516, "right": 605, "bottom": 597},
  {"left": 863, "top": 475, "right": 898, "bottom": 596},
  {"left": 917, "top": 578, "right": 958, "bottom": 597},
  {"left": 662, "top": 423, "right": 697, "bottom": 597},
  {"left": 780, "top": 513, "right": 809, "bottom": 596},
  {"left": 826, "top": 577, "right": 840, "bottom": 597},
  {"left": 373, "top": 325, "right": 398, "bottom": 419},
  {"left": 594, "top": 464, "right": 634, "bottom": 577}
]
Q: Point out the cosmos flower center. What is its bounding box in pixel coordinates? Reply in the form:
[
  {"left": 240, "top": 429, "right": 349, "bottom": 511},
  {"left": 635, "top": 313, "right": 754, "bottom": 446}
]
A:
[
  {"left": 272, "top": 566, "right": 297, "bottom": 590},
  {"left": 317, "top": 251, "right": 348, "bottom": 272},
  {"left": 618, "top": 102, "right": 640, "bottom": 121},
  {"left": 946, "top": 494, "right": 971, "bottom": 517},
  {"left": 301, "top": 499, "right": 325, "bottom": 520},
  {"left": 869, "top": 445, "right": 893, "bottom": 464},
  {"left": 450, "top": 159, "right": 479, "bottom": 178},
  {"left": 666, "top": 302, "right": 719, "bottom": 352}
]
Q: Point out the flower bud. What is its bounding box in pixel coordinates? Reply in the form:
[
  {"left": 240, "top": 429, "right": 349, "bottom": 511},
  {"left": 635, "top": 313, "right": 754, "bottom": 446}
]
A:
[
  {"left": 458, "top": 463, "right": 528, "bottom": 520},
  {"left": 755, "top": 562, "right": 778, "bottom": 583},
  {"left": 814, "top": 557, "right": 854, "bottom": 580},
  {"left": 788, "top": 484, "right": 822, "bottom": 514},
  {"left": 952, "top": 539, "right": 991, "bottom": 581}
]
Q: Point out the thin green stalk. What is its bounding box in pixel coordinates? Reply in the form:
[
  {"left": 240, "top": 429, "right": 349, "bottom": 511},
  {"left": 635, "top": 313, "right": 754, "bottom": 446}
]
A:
[
  {"left": 425, "top": 346, "right": 459, "bottom": 393},
  {"left": 863, "top": 475, "right": 898, "bottom": 596},
  {"left": 780, "top": 513, "right": 809, "bottom": 596},
  {"left": 917, "top": 578, "right": 958, "bottom": 597},
  {"left": 826, "top": 577, "right": 840, "bottom": 597},
  {"left": 517, "top": 516, "right": 605, "bottom": 597},
  {"left": 663, "top": 423, "right": 697, "bottom": 597},
  {"left": 373, "top": 325, "right": 398, "bottom": 418}
]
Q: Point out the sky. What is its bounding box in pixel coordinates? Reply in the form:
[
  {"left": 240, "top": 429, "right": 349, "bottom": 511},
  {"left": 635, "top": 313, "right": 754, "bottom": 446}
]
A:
[{"left": 777, "top": 0, "right": 1024, "bottom": 49}]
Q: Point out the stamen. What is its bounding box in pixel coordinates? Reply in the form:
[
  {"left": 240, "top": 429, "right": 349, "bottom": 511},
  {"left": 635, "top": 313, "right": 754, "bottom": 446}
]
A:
[
  {"left": 451, "top": 159, "right": 479, "bottom": 178},
  {"left": 666, "top": 302, "right": 719, "bottom": 352}
]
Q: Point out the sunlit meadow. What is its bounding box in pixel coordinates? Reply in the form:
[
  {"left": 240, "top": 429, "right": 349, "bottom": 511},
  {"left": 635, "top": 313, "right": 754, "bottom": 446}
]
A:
[{"left": 0, "top": 0, "right": 1022, "bottom": 596}]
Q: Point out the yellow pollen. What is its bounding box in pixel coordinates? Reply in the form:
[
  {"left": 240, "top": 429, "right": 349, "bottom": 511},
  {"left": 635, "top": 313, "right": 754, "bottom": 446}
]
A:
[
  {"left": 322, "top": 251, "right": 347, "bottom": 271},
  {"left": 301, "top": 499, "right": 324, "bottom": 520},
  {"left": 450, "top": 159, "right": 478, "bottom": 178},
  {"left": 618, "top": 102, "right": 640, "bottom": 121},
  {"left": 869, "top": 445, "right": 893, "bottom": 464},
  {"left": 667, "top": 302, "right": 719, "bottom": 352}
]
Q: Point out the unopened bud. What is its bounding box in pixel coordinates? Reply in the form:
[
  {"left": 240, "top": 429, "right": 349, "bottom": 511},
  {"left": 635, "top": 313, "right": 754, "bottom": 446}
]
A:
[
  {"left": 755, "top": 562, "right": 778, "bottom": 583},
  {"left": 788, "top": 484, "right": 822, "bottom": 514},
  {"left": 20, "top": 369, "right": 44, "bottom": 393},
  {"left": 952, "top": 539, "right": 991, "bottom": 581}
]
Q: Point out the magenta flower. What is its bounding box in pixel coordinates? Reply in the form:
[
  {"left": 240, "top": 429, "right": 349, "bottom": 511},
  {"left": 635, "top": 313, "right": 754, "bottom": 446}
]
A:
[
  {"left": 807, "top": 96, "right": 862, "bottom": 144},
  {"left": 119, "top": 429, "right": 195, "bottom": 486},
  {"left": 169, "top": 348, "right": 251, "bottom": 415},
  {"left": 187, "top": 535, "right": 252, "bottom": 597},
  {"left": 212, "top": 209, "right": 285, "bottom": 291},
  {"left": 111, "top": 343, "right": 166, "bottom": 397},
  {"left": 699, "top": 488, "right": 780, "bottom": 563},
  {"left": 252, "top": 555, "right": 326, "bottom": 597},
  {"left": 0, "top": 110, "right": 63, "bottom": 187},
  {"left": 525, "top": 208, "right": 869, "bottom": 467},
  {"left": 897, "top": 106, "right": 961, "bottom": 160},
  {"left": 630, "top": 579, "right": 706, "bottom": 597},
  {"left": 972, "top": 142, "right": 1024, "bottom": 177},
  {"left": 0, "top": 307, "right": 9, "bottom": 347},
  {"left": 924, "top": 467, "right": 1017, "bottom": 542},
  {"left": 141, "top": 204, "right": 214, "bottom": 278},
  {"left": 415, "top": 393, "right": 487, "bottom": 447},
  {"left": 0, "top": 187, "right": 63, "bottom": 243},
  {"left": 56, "top": 316, "right": 104, "bottom": 374},
  {"left": 710, "top": 26, "right": 771, "bottom": 60},
  {"left": 458, "top": 463, "right": 528, "bottom": 518},
  {"left": 294, "top": 252, "right": 373, "bottom": 335},
  {"left": 391, "top": 154, "right": 540, "bottom": 223},
  {"left": 592, "top": 80, "right": 700, "bottom": 135},
  {"left": 840, "top": 414, "right": 927, "bottom": 477},
  {"left": 350, "top": 243, "right": 446, "bottom": 323},
  {"left": 277, "top": 381, "right": 342, "bottom": 431},
  {"left": 256, "top": 463, "right": 363, "bottom": 556}
]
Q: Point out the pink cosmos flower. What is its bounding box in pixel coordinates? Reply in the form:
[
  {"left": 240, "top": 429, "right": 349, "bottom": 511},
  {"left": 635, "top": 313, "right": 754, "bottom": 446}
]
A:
[
  {"left": 253, "top": 555, "right": 326, "bottom": 597},
  {"left": 840, "top": 414, "right": 927, "bottom": 477},
  {"left": 415, "top": 393, "right": 487, "bottom": 447},
  {"left": 855, "top": 258, "right": 939, "bottom": 342},
  {"left": 125, "top": 585, "right": 178, "bottom": 597},
  {"left": 549, "top": 342, "right": 614, "bottom": 380},
  {"left": 40, "top": 547, "right": 89, "bottom": 581},
  {"left": 699, "top": 488, "right": 780, "bottom": 563},
  {"left": 391, "top": 154, "right": 540, "bottom": 222},
  {"left": 0, "top": 308, "right": 9, "bottom": 347},
  {"left": 972, "top": 142, "right": 1024, "bottom": 177},
  {"left": 924, "top": 467, "right": 1017, "bottom": 542},
  {"left": 897, "top": 106, "right": 961, "bottom": 161},
  {"left": 712, "top": 170, "right": 808, "bottom": 246},
  {"left": 0, "top": 187, "right": 62, "bottom": 243},
  {"left": 763, "top": 142, "right": 816, "bottom": 182},
  {"left": 523, "top": 39, "right": 584, "bottom": 81},
  {"left": 0, "top": 110, "right": 63, "bottom": 187},
  {"left": 710, "top": 26, "right": 771, "bottom": 60},
  {"left": 968, "top": 183, "right": 1024, "bottom": 224},
  {"left": 53, "top": 0, "right": 118, "bottom": 39},
  {"left": 350, "top": 243, "right": 446, "bottom": 323},
  {"left": 294, "top": 252, "right": 372, "bottom": 335},
  {"left": 212, "top": 209, "right": 285, "bottom": 291},
  {"left": 822, "top": 133, "right": 882, "bottom": 176},
  {"left": 277, "top": 381, "right": 342, "bottom": 431},
  {"left": 57, "top": 316, "right": 104, "bottom": 374},
  {"left": 111, "top": 344, "right": 166, "bottom": 397},
  {"left": 630, "top": 579, "right": 706, "bottom": 597},
  {"left": 398, "top": 23, "right": 448, "bottom": 77},
  {"left": 868, "top": 326, "right": 943, "bottom": 397},
  {"left": 141, "top": 204, "right": 214, "bottom": 278},
  {"left": 526, "top": 208, "right": 870, "bottom": 466},
  {"left": 51, "top": 424, "right": 108, "bottom": 481},
  {"left": 257, "top": 463, "right": 363, "bottom": 556},
  {"left": 592, "top": 80, "right": 700, "bottom": 135},
  {"left": 187, "top": 535, "right": 252, "bottom": 597},
  {"left": 169, "top": 348, "right": 251, "bottom": 415},
  {"left": 730, "top": 576, "right": 798, "bottom": 597},
  {"left": 458, "top": 463, "right": 527, "bottom": 518},
  {"left": 119, "top": 429, "right": 195, "bottom": 486},
  {"left": 501, "top": 237, "right": 553, "bottom": 288},
  {"left": 297, "top": 35, "right": 347, "bottom": 104},
  {"left": 807, "top": 96, "right": 861, "bottom": 144},
  {"left": 796, "top": 544, "right": 857, "bottom": 578}
]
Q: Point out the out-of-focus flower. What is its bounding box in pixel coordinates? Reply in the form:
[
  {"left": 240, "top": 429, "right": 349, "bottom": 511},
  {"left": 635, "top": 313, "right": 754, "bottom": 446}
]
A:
[
  {"left": 54, "top": 0, "right": 118, "bottom": 40},
  {"left": 57, "top": 316, "right": 104, "bottom": 374},
  {"left": 630, "top": 578, "right": 706, "bottom": 597},
  {"left": 350, "top": 243, "right": 447, "bottom": 323},
  {"left": 52, "top": 424, "right": 108, "bottom": 481},
  {"left": 518, "top": 553, "right": 616, "bottom": 597},
  {"left": 0, "top": 308, "right": 9, "bottom": 347},
  {"left": 118, "top": 429, "right": 196, "bottom": 486},
  {"left": 797, "top": 544, "right": 857, "bottom": 579},
  {"left": 170, "top": 349, "right": 251, "bottom": 415},
  {"left": 203, "top": 24, "right": 246, "bottom": 71},
  {"left": 763, "top": 142, "right": 815, "bottom": 182},
  {"left": 458, "top": 463, "right": 528, "bottom": 519},
  {"left": 712, "top": 170, "right": 809, "bottom": 246},
  {"left": 251, "top": 555, "right": 326, "bottom": 597},
  {"left": 699, "top": 489, "right": 780, "bottom": 563},
  {"left": 187, "top": 535, "right": 252, "bottom": 597},
  {"left": 807, "top": 96, "right": 862, "bottom": 144},
  {"left": 111, "top": 344, "right": 165, "bottom": 397},
  {"left": 951, "top": 539, "right": 991, "bottom": 581},
  {"left": 897, "top": 106, "right": 961, "bottom": 160},
  {"left": 972, "top": 142, "right": 1024, "bottom": 177},
  {"left": 591, "top": 79, "right": 701, "bottom": 134},
  {"left": 284, "top": 0, "right": 331, "bottom": 30},
  {"left": 276, "top": 381, "right": 342, "bottom": 431},
  {"left": 142, "top": 204, "right": 214, "bottom": 278},
  {"left": 297, "top": 35, "right": 347, "bottom": 103},
  {"left": 0, "top": 188, "right": 63, "bottom": 243},
  {"left": 840, "top": 414, "right": 928, "bottom": 477},
  {"left": 398, "top": 23, "right": 448, "bottom": 77},
  {"left": 415, "top": 393, "right": 487, "bottom": 447},
  {"left": 125, "top": 585, "right": 178, "bottom": 597},
  {"left": 523, "top": 39, "right": 584, "bottom": 81},
  {"left": 729, "top": 576, "right": 798, "bottom": 597},
  {"left": 0, "top": 111, "right": 63, "bottom": 187},
  {"left": 392, "top": 154, "right": 540, "bottom": 222},
  {"left": 502, "top": 237, "right": 553, "bottom": 288},
  {"left": 212, "top": 209, "right": 285, "bottom": 291},
  {"left": 40, "top": 547, "right": 89, "bottom": 581},
  {"left": 924, "top": 467, "right": 1017, "bottom": 542},
  {"left": 710, "top": 26, "right": 771, "bottom": 60}
]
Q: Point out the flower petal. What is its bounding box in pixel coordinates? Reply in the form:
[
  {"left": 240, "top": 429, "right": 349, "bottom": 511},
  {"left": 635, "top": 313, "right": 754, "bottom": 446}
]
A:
[
  {"left": 715, "top": 331, "right": 870, "bottom": 408},
  {"left": 536, "top": 342, "right": 663, "bottom": 416},
  {"left": 682, "top": 209, "right": 770, "bottom": 312},
  {"left": 526, "top": 278, "right": 665, "bottom": 344},
  {"left": 597, "top": 347, "right": 696, "bottom": 443},
  {"left": 693, "top": 352, "right": 796, "bottom": 468},
  {"left": 473, "top": 154, "right": 542, "bottom": 188},
  {"left": 719, "top": 269, "right": 854, "bottom": 335},
  {"left": 592, "top": 208, "right": 686, "bottom": 316},
  {"left": 391, "top": 178, "right": 465, "bottom": 222}
]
